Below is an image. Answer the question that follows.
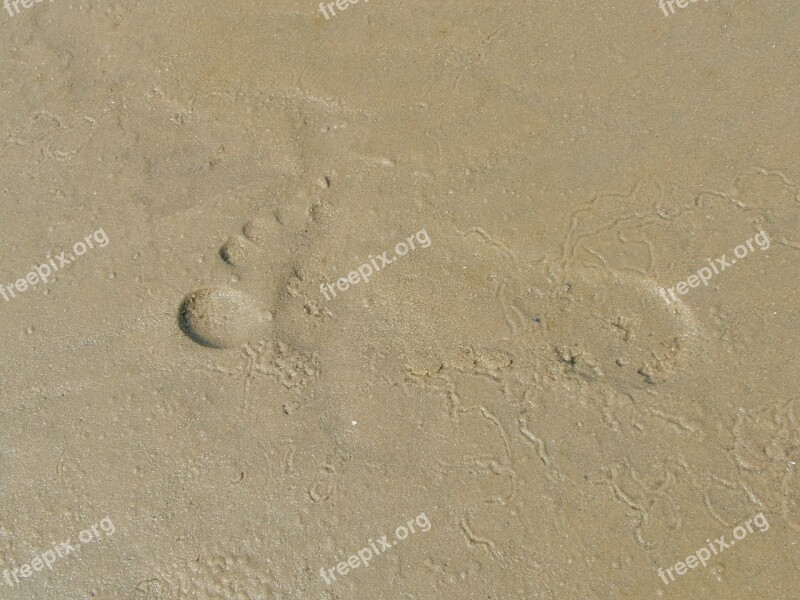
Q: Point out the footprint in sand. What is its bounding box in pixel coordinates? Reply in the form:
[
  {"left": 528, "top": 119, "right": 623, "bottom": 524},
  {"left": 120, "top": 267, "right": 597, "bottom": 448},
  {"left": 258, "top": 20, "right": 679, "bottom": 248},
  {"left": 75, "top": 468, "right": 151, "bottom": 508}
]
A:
[{"left": 179, "top": 287, "right": 268, "bottom": 350}]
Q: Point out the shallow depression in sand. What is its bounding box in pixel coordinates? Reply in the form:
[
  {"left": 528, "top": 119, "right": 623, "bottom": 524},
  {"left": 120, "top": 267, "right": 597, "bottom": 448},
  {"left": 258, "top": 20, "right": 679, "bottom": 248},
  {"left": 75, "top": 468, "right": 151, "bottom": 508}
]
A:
[
  {"left": 179, "top": 287, "right": 266, "bottom": 349},
  {"left": 543, "top": 267, "right": 704, "bottom": 385}
]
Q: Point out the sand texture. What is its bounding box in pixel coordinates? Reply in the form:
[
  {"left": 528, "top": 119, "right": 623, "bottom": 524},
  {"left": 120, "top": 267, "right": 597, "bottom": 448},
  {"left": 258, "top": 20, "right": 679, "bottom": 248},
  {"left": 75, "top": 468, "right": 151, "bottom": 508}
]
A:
[{"left": 0, "top": 1, "right": 798, "bottom": 598}]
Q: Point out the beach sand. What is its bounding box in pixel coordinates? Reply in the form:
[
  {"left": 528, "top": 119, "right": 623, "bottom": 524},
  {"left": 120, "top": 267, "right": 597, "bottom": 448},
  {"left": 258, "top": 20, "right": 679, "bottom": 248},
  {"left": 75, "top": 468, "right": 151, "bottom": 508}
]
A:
[{"left": 0, "top": 1, "right": 798, "bottom": 598}]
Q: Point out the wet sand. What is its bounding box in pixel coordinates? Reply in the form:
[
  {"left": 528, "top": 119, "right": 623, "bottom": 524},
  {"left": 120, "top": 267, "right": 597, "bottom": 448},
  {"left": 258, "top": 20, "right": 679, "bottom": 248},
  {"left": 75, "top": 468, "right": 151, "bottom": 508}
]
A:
[{"left": 0, "top": 1, "right": 798, "bottom": 598}]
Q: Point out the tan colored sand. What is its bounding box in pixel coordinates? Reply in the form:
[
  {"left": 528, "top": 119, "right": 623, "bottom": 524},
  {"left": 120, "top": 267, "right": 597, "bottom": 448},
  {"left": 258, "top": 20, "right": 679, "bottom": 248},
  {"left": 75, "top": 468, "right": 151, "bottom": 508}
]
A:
[{"left": 0, "top": 1, "right": 798, "bottom": 598}]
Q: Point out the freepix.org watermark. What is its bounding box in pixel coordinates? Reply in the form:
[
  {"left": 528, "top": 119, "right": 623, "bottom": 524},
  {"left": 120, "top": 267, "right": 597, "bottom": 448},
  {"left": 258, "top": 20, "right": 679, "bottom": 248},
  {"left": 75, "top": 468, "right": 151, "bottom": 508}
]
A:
[
  {"left": 657, "top": 512, "right": 769, "bottom": 586},
  {"left": 4, "top": 0, "right": 57, "bottom": 18},
  {"left": 318, "top": 0, "right": 368, "bottom": 20},
  {"left": 2, "top": 516, "right": 116, "bottom": 588},
  {"left": 658, "top": 230, "right": 769, "bottom": 305},
  {"left": 320, "top": 228, "right": 431, "bottom": 301},
  {"left": 658, "top": 0, "right": 711, "bottom": 18},
  {"left": 1, "top": 228, "right": 109, "bottom": 304},
  {"left": 319, "top": 512, "right": 431, "bottom": 586}
]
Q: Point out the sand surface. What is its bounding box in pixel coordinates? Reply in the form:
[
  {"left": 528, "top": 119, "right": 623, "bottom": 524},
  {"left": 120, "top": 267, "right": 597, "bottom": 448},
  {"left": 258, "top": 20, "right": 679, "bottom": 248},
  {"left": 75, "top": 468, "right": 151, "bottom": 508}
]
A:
[{"left": 0, "top": 1, "right": 798, "bottom": 598}]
